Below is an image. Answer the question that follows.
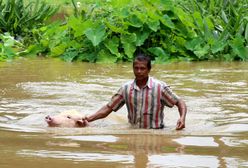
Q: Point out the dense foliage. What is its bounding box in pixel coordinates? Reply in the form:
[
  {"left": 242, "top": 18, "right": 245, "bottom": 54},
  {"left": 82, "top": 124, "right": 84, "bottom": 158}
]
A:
[
  {"left": 176, "top": 0, "right": 248, "bottom": 61},
  {"left": 0, "top": 0, "right": 247, "bottom": 62},
  {"left": 0, "top": 0, "right": 58, "bottom": 61},
  {"left": 0, "top": 0, "right": 57, "bottom": 36}
]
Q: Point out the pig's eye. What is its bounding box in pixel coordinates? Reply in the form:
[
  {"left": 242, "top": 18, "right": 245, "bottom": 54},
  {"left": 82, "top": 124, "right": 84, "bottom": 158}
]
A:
[{"left": 67, "top": 116, "right": 71, "bottom": 119}]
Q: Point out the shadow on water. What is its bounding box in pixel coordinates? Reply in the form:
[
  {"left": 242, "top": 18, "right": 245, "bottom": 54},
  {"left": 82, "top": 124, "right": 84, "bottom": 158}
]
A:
[{"left": 0, "top": 58, "right": 248, "bottom": 168}]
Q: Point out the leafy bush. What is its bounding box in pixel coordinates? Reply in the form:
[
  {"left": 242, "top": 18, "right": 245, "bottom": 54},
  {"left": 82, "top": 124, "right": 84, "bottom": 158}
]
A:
[
  {"left": 44, "top": 0, "right": 247, "bottom": 62},
  {"left": 28, "top": 0, "right": 196, "bottom": 63},
  {"left": 177, "top": 0, "right": 248, "bottom": 61},
  {"left": 2, "top": 0, "right": 247, "bottom": 62},
  {"left": 0, "top": 32, "right": 24, "bottom": 61},
  {"left": 0, "top": 0, "right": 58, "bottom": 37}
]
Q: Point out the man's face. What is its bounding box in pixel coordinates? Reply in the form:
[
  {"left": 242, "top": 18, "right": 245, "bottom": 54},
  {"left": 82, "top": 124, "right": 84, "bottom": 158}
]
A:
[{"left": 133, "top": 60, "right": 150, "bottom": 81}]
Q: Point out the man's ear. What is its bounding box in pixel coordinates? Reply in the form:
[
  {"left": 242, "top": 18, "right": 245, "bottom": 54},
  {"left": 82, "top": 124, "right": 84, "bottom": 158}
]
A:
[{"left": 76, "top": 119, "right": 88, "bottom": 127}]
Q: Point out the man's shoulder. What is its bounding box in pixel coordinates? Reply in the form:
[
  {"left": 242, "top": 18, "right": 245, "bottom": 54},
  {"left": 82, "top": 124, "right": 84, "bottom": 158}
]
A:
[
  {"left": 121, "top": 80, "right": 134, "bottom": 87},
  {"left": 116, "top": 80, "right": 133, "bottom": 93}
]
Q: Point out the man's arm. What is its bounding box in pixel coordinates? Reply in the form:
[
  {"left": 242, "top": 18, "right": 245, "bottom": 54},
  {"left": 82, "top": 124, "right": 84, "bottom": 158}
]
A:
[
  {"left": 84, "top": 105, "right": 113, "bottom": 123},
  {"left": 175, "top": 99, "right": 187, "bottom": 130}
]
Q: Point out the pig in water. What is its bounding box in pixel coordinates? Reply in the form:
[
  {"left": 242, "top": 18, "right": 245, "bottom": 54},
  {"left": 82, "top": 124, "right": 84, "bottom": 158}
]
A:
[{"left": 45, "top": 110, "right": 88, "bottom": 127}]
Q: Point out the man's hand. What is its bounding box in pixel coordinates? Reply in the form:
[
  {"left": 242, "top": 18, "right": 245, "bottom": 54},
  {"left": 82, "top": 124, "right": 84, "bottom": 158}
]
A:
[
  {"left": 175, "top": 99, "right": 187, "bottom": 130},
  {"left": 176, "top": 118, "right": 185, "bottom": 130},
  {"left": 76, "top": 115, "right": 89, "bottom": 127}
]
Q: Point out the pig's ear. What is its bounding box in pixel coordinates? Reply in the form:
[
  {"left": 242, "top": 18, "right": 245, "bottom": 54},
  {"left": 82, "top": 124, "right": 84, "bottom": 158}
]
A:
[{"left": 76, "top": 119, "right": 88, "bottom": 127}]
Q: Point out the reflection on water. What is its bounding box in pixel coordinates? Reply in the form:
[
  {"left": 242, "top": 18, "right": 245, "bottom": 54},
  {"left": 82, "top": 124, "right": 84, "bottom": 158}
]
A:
[
  {"left": 0, "top": 58, "right": 248, "bottom": 168},
  {"left": 173, "top": 137, "right": 219, "bottom": 147},
  {"left": 17, "top": 149, "right": 134, "bottom": 164},
  {"left": 149, "top": 154, "right": 219, "bottom": 167},
  {"left": 55, "top": 135, "right": 119, "bottom": 142}
]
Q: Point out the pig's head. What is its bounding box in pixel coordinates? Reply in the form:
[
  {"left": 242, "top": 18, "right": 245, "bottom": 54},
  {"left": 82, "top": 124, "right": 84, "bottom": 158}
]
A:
[{"left": 45, "top": 110, "right": 88, "bottom": 127}]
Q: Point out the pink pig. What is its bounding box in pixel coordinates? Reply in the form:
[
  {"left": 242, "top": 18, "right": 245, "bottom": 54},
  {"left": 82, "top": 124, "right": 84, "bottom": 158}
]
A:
[{"left": 45, "top": 110, "right": 88, "bottom": 127}]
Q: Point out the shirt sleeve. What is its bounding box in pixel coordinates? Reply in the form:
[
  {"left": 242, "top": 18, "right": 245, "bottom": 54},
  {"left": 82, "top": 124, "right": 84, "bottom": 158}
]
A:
[
  {"left": 107, "top": 87, "right": 125, "bottom": 112},
  {"left": 161, "top": 85, "right": 179, "bottom": 108}
]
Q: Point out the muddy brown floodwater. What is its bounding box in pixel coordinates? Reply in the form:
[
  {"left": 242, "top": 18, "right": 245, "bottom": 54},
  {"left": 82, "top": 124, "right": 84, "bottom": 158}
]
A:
[{"left": 0, "top": 58, "right": 247, "bottom": 168}]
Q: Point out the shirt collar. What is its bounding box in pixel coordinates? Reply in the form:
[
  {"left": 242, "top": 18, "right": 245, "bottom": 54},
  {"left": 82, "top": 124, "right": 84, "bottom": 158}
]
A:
[{"left": 132, "top": 76, "right": 153, "bottom": 90}]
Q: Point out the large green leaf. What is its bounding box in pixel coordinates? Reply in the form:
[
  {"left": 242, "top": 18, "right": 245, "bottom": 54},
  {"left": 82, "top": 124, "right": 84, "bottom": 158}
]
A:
[
  {"left": 60, "top": 48, "right": 78, "bottom": 62},
  {"left": 19, "top": 44, "right": 45, "bottom": 56},
  {"left": 110, "top": 0, "right": 132, "bottom": 9},
  {"left": 122, "top": 42, "right": 136, "bottom": 59},
  {"left": 118, "top": 7, "right": 130, "bottom": 18},
  {"left": 143, "top": 1, "right": 161, "bottom": 21},
  {"left": 160, "top": 14, "right": 175, "bottom": 29},
  {"left": 211, "top": 40, "right": 227, "bottom": 54},
  {"left": 134, "top": 10, "right": 147, "bottom": 23},
  {"left": 185, "top": 37, "right": 203, "bottom": 51},
  {"left": 127, "top": 14, "right": 143, "bottom": 28},
  {"left": 174, "top": 7, "right": 195, "bottom": 28},
  {"left": 204, "top": 16, "right": 214, "bottom": 31},
  {"left": 104, "top": 36, "right": 120, "bottom": 56},
  {"left": 185, "top": 37, "right": 210, "bottom": 59},
  {"left": 192, "top": 11, "right": 204, "bottom": 31},
  {"left": 148, "top": 47, "right": 170, "bottom": 62},
  {"left": 51, "top": 43, "right": 67, "bottom": 57},
  {"left": 104, "top": 20, "right": 128, "bottom": 34},
  {"left": 67, "top": 40, "right": 82, "bottom": 49},
  {"left": 97, "top": 49, "right": 117, "bottom": 63},
  {"left": 121, "top": 33, "right": 136, "bottom": 43},
  {"left": 135, "top": 29, "right": 150, "bottom": 46},
  {"left": 147, "top": 18, "right": 160, "bottom": 32},
  {"left": 121, "top": 33, "right": 136, "bottom": 59},
  {"left": 245, "top": 22, "right": 248, "bottom": 43},
  {"left": 151, "top": 0, "right": 174, "bottom": 11},
  {"left": 68, "top": 16, "right": 93, "bottom": 37},
  {"left": 148, "top": 47, "right": 166, "bottom": 57},
  {"left": 174, "top": 36, "right": 187, "bottom": 51},
  {"left": 174, "top": 21, "right": 194, "bottom": 38},
  {"left": 1, "top": 46, "right": 16, "bottom": 59},
  {"left": 229, "top": 36, "right": 248, "bottom": 60},
  {"left": 193, "top": 45, "right": 210, "bottom": 59},
  {"left": 85, "top": 24, "right": 106, "bottom": 46},
  {"left": 77, "top": 51, "right": 98, "bottom": 63}
]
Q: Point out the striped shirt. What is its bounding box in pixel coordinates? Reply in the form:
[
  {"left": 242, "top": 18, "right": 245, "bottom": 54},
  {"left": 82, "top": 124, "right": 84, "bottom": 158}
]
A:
[{"left": 107, "top": 77, "right": 179, "bottom": 129}]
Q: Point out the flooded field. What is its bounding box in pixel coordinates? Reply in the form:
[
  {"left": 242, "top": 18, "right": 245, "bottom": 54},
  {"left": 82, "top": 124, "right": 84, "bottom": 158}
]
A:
[{"left": 0, "top": 58, "right": 247, "bottom": 168}]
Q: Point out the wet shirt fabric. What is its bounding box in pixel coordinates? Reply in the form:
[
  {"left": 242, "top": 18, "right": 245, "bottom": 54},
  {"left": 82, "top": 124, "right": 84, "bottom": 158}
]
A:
[{"left": 107, "top": 77, "right": 179, "bottom": 129}]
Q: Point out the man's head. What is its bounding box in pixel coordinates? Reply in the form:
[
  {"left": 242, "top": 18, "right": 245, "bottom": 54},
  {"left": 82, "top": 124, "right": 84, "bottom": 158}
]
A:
[
  {"left": 133, "top": 53, "right": 151, "bottom": 70},
  {"left": 133, "top": 53, "right": 151, "bottom": 81}
]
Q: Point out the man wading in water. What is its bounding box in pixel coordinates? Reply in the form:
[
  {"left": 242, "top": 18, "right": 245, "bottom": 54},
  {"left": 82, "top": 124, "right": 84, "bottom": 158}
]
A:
[{"left": 82, "top": 53, "right": 187, "bottom": 130}]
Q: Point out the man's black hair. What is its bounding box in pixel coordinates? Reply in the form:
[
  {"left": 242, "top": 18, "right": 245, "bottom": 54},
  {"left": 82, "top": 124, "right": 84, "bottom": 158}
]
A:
[{"left": 133, "top": 53, "right": 152, "bottom": 70}]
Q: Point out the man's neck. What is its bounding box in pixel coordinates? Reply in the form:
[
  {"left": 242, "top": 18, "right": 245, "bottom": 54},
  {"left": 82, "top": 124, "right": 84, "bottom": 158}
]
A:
[{"left": 136, "top": 77, "right": 149, "bottom": 89}]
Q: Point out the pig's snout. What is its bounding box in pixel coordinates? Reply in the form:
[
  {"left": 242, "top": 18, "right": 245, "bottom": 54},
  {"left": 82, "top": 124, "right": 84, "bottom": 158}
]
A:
[
  {"left": 45, "top": 115, "right": 53, "bottom": 123},
  {"left": 45, "top": 115, "right": 57, "bottom": 127}
]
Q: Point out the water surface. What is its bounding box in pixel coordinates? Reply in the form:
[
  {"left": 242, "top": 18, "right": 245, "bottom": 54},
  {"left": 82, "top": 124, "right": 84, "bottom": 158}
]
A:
[{"left": 0, "top": 58, "right": 247, "bottom": 168}]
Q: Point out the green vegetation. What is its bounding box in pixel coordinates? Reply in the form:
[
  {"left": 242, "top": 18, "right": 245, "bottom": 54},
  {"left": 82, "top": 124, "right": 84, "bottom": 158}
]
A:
[
  {"left": 176, "top": 0, "right": 248, "bottom": 61},
  {"left": 0, "top": 0, "right": 57, "bottom": 37},
  {"left": 0, "top": 0, "right": 57, "bottom": 61},
  {"left": 1, "top": 0, "right": 247, "bottom": 62}
]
